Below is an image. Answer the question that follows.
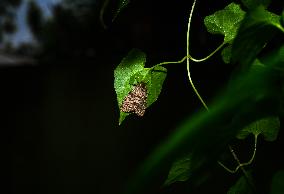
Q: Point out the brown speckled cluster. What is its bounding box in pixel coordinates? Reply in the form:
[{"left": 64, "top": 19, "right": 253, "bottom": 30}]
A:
[{"left": 120, "top": 83, "right": 148, "bottom": 116}]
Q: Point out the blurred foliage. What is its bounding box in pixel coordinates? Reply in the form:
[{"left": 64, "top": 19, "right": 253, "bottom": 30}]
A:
[
  {"left": 0, "top": 0, "right": 21, "bottom": 39},
  {"left": 29, "top": 0, "right": 106, "bottom": 61},
  {"left": 26, "top": 0, "right": 43, "bottom": 40},
  {"left": 241, "top": 0, "right": 271, "bottom": 9},
  {"left": 227, "top": 173, "right": 253, "bottom": 194},
  {"left": 270, "top": 170, "right": 284, "bottom": 194}
]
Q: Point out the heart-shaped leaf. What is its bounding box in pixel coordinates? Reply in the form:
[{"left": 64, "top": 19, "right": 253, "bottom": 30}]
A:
[
  {"left": 114, "top": 49, "right": 167, "bottom": 124},
  {"left": 204, "top": 3, "right": 245, "bottom": 63},
  {"left": 204, "top": 3, "right": 246, "bottom": 44},
  {"left": 236, "top": 117, "right": 280, "bottom": 141}
]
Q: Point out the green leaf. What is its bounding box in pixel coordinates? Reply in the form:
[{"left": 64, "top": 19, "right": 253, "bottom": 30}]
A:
[
  {"left": 232, "top": 6, "right": 284, "bottom": 67},
  {"left": 227, "top": 173, "right": 253, "bottom": 194},
  {"left": 164, "top": 155, "right": 192, "bottom": 186},
  {"left": 146, "top": 66, "right": 167, "bottom": 107},
  {"left": 237, "top": 117, "right": 280, "bottom": 141},
  {"left": 114, "top": 49, "right": 167, "bottom": 124},
  {"left": 204, "top": 3, "right": 246, "bottom": 43},
  {"left": 241, "top": 0, "right": 271, "bottom": 9},
  {"left": 270, "top": 170, "right": 284, "bottom": 194},
  {"left": 128, "top": 66, "right": 167, "bottom": 106},
  {"left": 221, "top": 45, "right": 232, "bottom": 64}
]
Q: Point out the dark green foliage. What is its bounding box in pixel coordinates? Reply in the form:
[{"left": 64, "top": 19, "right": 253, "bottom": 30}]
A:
[
  {"left": 270, "top": 170, "right": 284, "bottom": 194},
  {"left": 221, "top": 45, "right": 232, "bottom": 64},
  {"left": 232, "top": 6, "right": 283, "bottom": 68},
  {"left": 241, "top": 0, "right": 271, "bottom": 9},
  {"left": 237, "top": 117, "right": 280, "bottom": 141},
  {"left": 227, "top": 173, "right": 253, "bottom": 194},
  {"left": 164, "top": 155, "right": 192, "bottom": 186}
]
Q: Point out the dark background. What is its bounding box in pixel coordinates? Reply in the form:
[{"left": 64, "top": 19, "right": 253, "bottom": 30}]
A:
[{"left": 3, "top": 0, "right": 284, "bottom": 193}]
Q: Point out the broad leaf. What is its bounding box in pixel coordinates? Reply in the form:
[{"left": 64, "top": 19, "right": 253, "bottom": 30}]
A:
[
  {"left": 270, "top": 170, "right": 284, "bottom": 194},
  {"left": 232, "top": 6, "right": 284, "bottom": 67},
  {"left": 164, "top": 155, "right": 192, "bottom": 186},
  {"left": 204, "top": 3, "right": 245, "bottom": 43},
  {"left": 227, "top": 173, "right": 253, "bottom": 194},
  {"left": 237, "top": 117, "right": 280, "bottom": 141},
  {"left": 114, "top": 49, "right": 167, "bottom": 124},
  {"left": 241, "top": 0, "right": 271, "bottom": 9}
]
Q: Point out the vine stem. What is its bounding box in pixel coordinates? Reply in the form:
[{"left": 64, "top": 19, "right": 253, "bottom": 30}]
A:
[
  {"left": 186, "top": 0, "right": 209, "bottom": 111},
  {"left": 153, "top": 41, "right": 225, "bottom": 68},
  {"left": 218, "top": 134, "right": 258, "bottom": 173},
  {"left": 185, "top": 0, "right": 255, "bottom": 185},
  {"left": 229, "top": 145, "right": 256, "bottom": 191}
]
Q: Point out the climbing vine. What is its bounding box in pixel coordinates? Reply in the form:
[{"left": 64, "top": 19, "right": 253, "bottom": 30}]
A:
[{"left": 111, "top": 0, "right": 284, "bottom": 193}]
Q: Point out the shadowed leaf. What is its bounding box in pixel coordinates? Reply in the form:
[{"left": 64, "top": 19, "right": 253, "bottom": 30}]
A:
[
  {"left": 237, "top": 117, "right": 280, "bottom": 141},
  {"left": 227, "top": 173, "right": 253, "bottom": 194}
]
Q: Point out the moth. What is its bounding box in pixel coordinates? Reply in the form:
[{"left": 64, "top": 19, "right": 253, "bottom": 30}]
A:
[{"left": 120, "top": 83, "right": 148, "bottom": 116}]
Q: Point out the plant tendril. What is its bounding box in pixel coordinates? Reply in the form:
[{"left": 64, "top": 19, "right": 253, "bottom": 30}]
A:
[
  {"left": 153, "top": 42, "right": 225, "bottom": 68},
  {"left": 186, "top": 0, "right": 209, "bottom": 111},
  {"left": 185, "top": 0, "right": 256, "bottom": 182},
  {"left": 218, "top": 134, "right": 258, "bottom": 173}
]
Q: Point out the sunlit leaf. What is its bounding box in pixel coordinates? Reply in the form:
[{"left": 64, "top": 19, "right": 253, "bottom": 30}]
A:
[
  {"left": 204, "top": 3, "right": 246, "bottom": 43},
  {"left": 114, "top": 49, "right": 167, "bottom": 124}
]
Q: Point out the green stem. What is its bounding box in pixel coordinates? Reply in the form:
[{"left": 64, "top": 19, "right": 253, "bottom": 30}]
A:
[
  {"left": 229, "top": 145, "right": 256, "bottom": 192},
  {"left": 153, "top": 42, "right": 225, "bottom": 68},
  {"left": 218, "top": 135, "right": 258, "bottom": 173},
  {"left": 186, "top": 0, "right": 209, "bottom": 111},
  {"left": 190, "top": 42, "right": 226, "bottom": 62},
  {"left": 238, "top": 134, "right": 258, "bottom": 167}
]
